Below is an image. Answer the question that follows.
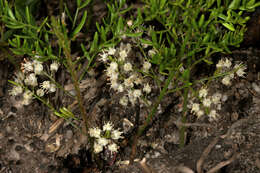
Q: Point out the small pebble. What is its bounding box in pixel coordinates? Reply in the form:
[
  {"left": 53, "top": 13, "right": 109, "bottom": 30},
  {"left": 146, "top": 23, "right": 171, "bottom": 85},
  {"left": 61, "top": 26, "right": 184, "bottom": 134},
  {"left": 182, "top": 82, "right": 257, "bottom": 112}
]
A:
[
  {"left": 24, "top": 143, "right": 34, "bottom": 152},
  {"left": 10, "top": 149, "right": 20, "bottom": 160},
  {"left": 222, "top": 94, "right": 228, "bottom": 102},
  {"left": 6, "top": 125, "right": 12, "bottom": 133},
  {"left": 65, "top": 130, "right": 73, "bottom": 139},
  {"left": 252, "top": 82, "right": 260, "bottom": 94},
  {"left": 215, "top": 144, "right": 221, "bottom": 149}
]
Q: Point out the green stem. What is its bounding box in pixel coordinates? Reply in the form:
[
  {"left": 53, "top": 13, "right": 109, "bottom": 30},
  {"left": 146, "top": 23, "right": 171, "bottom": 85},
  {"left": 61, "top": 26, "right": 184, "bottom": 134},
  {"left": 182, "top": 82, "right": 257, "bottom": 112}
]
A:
[
  {"left": 64, "top": 46, "right": 88, "bottom": 134},
  {"left": 179, "top": 86, "right": 189, "bottom": 148},
  {"left": 137, "top": 69, "right": 176, "bottom": 137},
  {"left": 51, "top": 17, "right": 88, "bottom": 134}
]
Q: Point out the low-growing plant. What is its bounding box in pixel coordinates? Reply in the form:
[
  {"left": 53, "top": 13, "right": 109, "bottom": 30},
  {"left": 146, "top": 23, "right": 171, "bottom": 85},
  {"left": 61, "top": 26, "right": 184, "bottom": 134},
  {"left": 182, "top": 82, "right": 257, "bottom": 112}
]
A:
[
  {"left": 1, "top": 0, "right": 260, "bottom": 167},
  {"left": 129, "top": 0, "right": 260, "bottom": 147}
]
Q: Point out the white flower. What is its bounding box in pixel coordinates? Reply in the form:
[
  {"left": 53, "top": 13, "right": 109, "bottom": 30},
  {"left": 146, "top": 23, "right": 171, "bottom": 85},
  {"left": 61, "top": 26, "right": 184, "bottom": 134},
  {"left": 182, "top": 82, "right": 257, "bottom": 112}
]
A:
[
  {"left": 133, "top": 89, "right": 142, "bottom": 98},
  {"left": 36, "top": 89, "right": 45, "bottom": 97},
  {"left": 23, "top": 90, "right": 33, "bottom": 100},
  {"left": 141, "top": 42, "right": 149, "bottom": 48},
  {"left": 191, "top": 103, "right": 200, "bottom": 113},
  {"left": 229, "top": 72, "right": 235, "bottom": 79},
  {"left": 128, "top": 90, "right": 137, "bottom": 104},
  {"left": 41, "top": 81, "right": 51, "bottom": 91},
  {"left": 108, "top": 48, "right": 116, "bottom": 55},
  {"left": 119, "top": 50, "right": 128, "bottom": 61},
  {"left": 10, "top": 86, "right": 23, "bottom": 96},
  {"left": 120, "top": 43, "right": 132, "bottom": 54},
  {"left": 127, "top": 20, "right": 133, "bottom": 27},
  {"left": 22, "top": 98, "right": 31, "bottom": 105},
  {"left": 111, "top": 129, "right": 124, "bottom": 140},
  {"left": 110, "top": 72, "right": 119, "bottom": 81},
  {"left": 224, "top": 58, "right": 232, "bottom": 68},
  {"left": 143, "top": 61, "right": 151, "bottom": 72},
  {"left": 234, "top": 63, "right": 246, "bottom": 77},
  {"left": 134, "top": 77, "right": 143, "bottom": 85},
  {"left": 97, "top": 137, "right": 109, "bottom": 146},
  {"left": 24, "top": 73, "right": 38, "bottom": 87},
  {"left": 143, "top": 83, "right": 151, "bottom": 94},
  {"left": 119, "top": 96, "right": 128, "bottom": 106},
  {"left": 103, "top": 122, "right": 114, "bottom": 131},
  {"left": 129, "top": 96, "right": 137, "bottom": 105},
  {"left": 109, "top": 62, "right": 118, "bottom": 71},
  {"left": 222, "top": 76, "right": 231, "bottom": 86},
  {"left": 222, "top": 94, "right": 228, "bottom": 102},
  {"left": 123, "top": 62, "right": 133, "bottom": 72},
  {"left": 49, "top": 83, "right": 56, "bottom": 93},
  {"left": 100, "top": 52, "right": 108, "bottom": 62},
  {"left": 196, "top": 110, "right": 204, "bottom": 117},
  {"left": 202, "top": 98, "right": 212, "bottom": 107},
  {"left": 22, "top": 61, "right": 34, "bottom": 73},
  {"left": 14, "top": 71, "right": 25, "bottom": 82},
  {"left": 124, "top": 77, "right": 134, "bottom": 88},
  {"left": 199, "top": 88, "right": 208, "bottom": 98},
  {"left": 34, "top": 62, "right": 43, "bottom": 75},
  {"left": 22, "top": 90, "right": 33, "bottom": 105},
  {"left": 108, "top": 143, "right": 118, "bottom": 153},
  {"left": 217, "top": 104, "right": 222, "bottom": 110},
  {"left": 216, "top": 58, "right": 232, "bottom": 69},
  {"left": 106, "top": 66, "right": 114, "bottom": 77},
  {"left": 89, "top": 127, "right": 101, "bottom": 138},
  {"left": 110, "top": 80, "right": 119, "bottom": 90},
  {"left": 148, "top": 49, "right": 156, "bottom": 57},
  {"left": 216, "top": 59, "right": 225, "bottom": 69},
  {"left": 125, "top": 43, "right": 132, "bottom": 53},
  {"left": 50, "top": 61, "right": 59, "bottom": 72},
  {"left": 208, "top": 110, "right": 218, "bottom": 119},
  {"left": 117, "top": 84, "right": 124, "bottom": 92},
  {"left": 94, "top": 142, "right": 103, "bottom": 153},
  {"left": 211, "top": 93, "right": 222, "bottom": 104},
  {"left": 131, "top": 73, "right": 143, "bottom": 85}
]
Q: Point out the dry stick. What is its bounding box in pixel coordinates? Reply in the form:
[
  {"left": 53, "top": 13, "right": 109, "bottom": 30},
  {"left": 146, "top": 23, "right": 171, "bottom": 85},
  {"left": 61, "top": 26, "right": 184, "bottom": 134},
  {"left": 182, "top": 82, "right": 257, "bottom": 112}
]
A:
[
  {"left": 196, "top": 136, "right": 219, "bottom": 173},
  {"left": 173, "top": 121, "right": 213, "bottom": 128},
  {"left": 138, "top": 158, "right": 157, "bottom": 173},
  {"left": 207, "top": 152, "right": 238, "bottom": 173},
  {"left": 175, "top": 166, "right": 195, "bottom": 173},
  {"left": 256, "top": 158, "right": 260, "bottom": 170}
]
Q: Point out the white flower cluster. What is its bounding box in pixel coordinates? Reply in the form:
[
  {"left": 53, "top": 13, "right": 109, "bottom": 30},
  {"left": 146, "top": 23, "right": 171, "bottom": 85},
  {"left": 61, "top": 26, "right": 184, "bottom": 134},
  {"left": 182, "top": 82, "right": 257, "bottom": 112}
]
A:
[
  {"left": 189, "top": 87, "right": 223, "bottom": 120},
  {"left": 216, "top": 58, "right": 246, "bottom": 86},
  {"left": 9, "top": 57, "right": 59, "bottom": 105},
  {"left": 99, "top": 43, "right": 152, "bottom": 106},
  {"left": 188, "top": 58, "right": 247, "bottom": 121},
  {"left": 89, "top": 122, "right": 123, "bottom": 154}
]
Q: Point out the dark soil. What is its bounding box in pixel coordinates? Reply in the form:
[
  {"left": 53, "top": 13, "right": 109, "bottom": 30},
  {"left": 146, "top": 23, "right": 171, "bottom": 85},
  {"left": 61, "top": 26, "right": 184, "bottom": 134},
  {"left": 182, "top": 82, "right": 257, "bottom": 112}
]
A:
[{"left": 0, "top": 2, "right": 260, "bottom": 173}]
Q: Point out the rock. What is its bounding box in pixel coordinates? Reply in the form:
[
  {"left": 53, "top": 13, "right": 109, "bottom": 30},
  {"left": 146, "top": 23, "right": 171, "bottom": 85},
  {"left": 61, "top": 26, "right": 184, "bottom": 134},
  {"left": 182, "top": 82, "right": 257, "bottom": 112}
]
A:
[{"left": 252, "top": 82, "right": 260, "bottom": 94}]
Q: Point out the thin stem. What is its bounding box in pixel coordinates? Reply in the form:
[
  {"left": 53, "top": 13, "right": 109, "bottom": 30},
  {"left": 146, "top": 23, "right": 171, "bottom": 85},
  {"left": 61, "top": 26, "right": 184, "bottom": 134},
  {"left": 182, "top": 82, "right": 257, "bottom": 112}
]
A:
[
  {"left": 64, "top": 46, "right": 88, "bottom": 134},
  {"left": 51, "top": 17, "right": 88, "bottom": 134},
  {"left": 179, "top": 86, "right": 189, "bottom": 148},
  {"left": 137, "top": 69, "right": 176, "bottom": 137}
]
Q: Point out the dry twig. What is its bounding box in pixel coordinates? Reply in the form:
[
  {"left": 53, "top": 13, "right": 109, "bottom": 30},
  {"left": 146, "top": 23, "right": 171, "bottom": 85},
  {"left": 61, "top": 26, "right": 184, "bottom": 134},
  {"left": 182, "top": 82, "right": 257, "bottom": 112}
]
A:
[
  {"left": 256, "top": 158, "right": 260, "bottom": 170},
  {"left": 207, "top": 152, "right": 238, "bottom": 173},
  {"left": 196, "top": 137, "right": 219, "bottom": 173},
  {"left": 174, "top": 121, "right": 213, "bottom": 128}
]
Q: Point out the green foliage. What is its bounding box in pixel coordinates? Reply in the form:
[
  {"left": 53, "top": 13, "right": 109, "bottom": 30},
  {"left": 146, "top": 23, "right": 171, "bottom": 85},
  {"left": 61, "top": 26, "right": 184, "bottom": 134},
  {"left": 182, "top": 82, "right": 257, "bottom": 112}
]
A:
[
  {"left": 140, "top": 0, "right": 258, "bottom": 75},
  {"left": 1, "top": 0, "right": 260, "bottom": 151}
]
